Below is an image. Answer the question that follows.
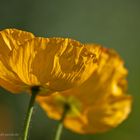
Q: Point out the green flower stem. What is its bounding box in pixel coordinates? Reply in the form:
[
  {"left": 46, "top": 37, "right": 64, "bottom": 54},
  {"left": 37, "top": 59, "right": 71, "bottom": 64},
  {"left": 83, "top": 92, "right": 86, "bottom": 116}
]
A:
[
  {"left": 54, "top": 122, "right": 63, "bottom": 140},
  {"left": 54, "top": 104, "right": 70, "bottom": 140},
  {"left": 22, "top": 86, "right": 39, "bottom": 140}
]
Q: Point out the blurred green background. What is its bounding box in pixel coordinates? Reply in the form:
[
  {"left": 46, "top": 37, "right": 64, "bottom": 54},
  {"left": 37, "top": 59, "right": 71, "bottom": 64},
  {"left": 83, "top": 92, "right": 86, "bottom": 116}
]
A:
[{"left": 0, "top": 0, "right": 140, "bottom": 140}]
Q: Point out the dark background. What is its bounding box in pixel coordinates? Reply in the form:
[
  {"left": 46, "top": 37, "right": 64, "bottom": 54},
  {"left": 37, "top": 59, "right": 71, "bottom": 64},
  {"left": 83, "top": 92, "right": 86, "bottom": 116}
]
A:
[{"left": 0, "top": 0, "right": 140, "bottom": 140}]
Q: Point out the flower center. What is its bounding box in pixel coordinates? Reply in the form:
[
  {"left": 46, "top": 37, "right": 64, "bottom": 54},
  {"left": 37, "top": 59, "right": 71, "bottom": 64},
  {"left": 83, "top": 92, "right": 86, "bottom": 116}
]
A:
[
  {"left": 55, "top": 95, "right": 82, "bottom": 117},
  {"left": 30, "top": 86, "right": 40, "bottom": 94}
]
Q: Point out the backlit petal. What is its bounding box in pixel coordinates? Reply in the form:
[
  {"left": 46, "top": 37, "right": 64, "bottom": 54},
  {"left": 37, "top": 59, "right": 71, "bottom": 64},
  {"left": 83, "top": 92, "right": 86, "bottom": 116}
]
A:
[
  {"left": 0, "top": 28, "right": 35, "bottom": 56},
  {"left": 0, "top": 60, "right": 25, "bottom": 93},
  {"left": 65, "top": 95, "right": 132, "bottom": 134},
  {"left": 9, "top": 38, "right": 99, "bottom": 92},
  {"left": 37, "top": 45, "right": 132, "bottom": 133},
  {"left": 68, "top": 46, "right": 128, "bottom": 105},
  {"left": 0, "top": 29, "right": 34, "bottom": 93}
]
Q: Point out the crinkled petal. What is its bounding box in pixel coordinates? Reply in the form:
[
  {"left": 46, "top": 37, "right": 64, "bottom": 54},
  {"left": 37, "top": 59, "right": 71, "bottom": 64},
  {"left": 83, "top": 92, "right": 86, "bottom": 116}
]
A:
[
  {"left": 72, "top": 45, "right": 128, "bottom": 105},
  {"left": 0, "top": 60, "right": 25, "bottom": 93},
  {"left": 0, "top": 29, "right": 35, "bottom": 93},
  {"left": 9, "top": 38, "right": 100, "bottom": 92},
  {"left": 37, "top": 45, "right": 132, "bottom": 134},
  {"left": 37, "top": 91, "right": 132, "bottom": 134},
  {"left": 65, "top": 95, "right": 132, "bottom": 134},
  {"left": 0, "top": 28, "right": 35, "bottom": 56}
]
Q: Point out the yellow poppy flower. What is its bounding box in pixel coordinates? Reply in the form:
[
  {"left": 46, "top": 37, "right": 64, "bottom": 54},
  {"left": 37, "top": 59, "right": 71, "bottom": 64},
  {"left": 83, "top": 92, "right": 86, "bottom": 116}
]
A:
[
  {"left": 37, "top": 45, "right": 132, "bottom": 134},
  {"left": 0, "top": 29, "right": 99, "bottom": 95}
]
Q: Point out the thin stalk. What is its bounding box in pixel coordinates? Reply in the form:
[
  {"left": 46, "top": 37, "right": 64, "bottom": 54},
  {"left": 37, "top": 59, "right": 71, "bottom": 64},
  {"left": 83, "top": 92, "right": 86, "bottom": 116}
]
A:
[
  {"left": 54, "top": 122, "right": 63, "bottom": 140},
  {"left": 54, "top": 104, "right": 70, "bottom": 140},
  {"left": 21, "top": 86, "right": 39, "bottom": 140}
]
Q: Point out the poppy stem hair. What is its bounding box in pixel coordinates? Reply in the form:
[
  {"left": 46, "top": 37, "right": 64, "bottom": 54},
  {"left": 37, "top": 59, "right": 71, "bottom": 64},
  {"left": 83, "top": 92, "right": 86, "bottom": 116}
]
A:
[
  {"left": 21, "top": 86, "right": 39, "bottom": 140},
  {"left": 54, "top": 103, "right": 70, "bottom": 140}
]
